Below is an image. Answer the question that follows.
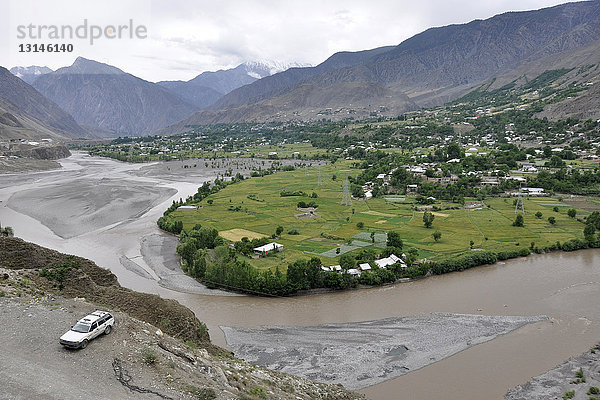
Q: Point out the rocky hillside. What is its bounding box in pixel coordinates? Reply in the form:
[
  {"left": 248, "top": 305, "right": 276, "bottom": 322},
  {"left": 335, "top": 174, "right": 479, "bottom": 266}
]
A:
[
  {"left": 0, "top": 236, "right": 364, "bottom": 400},
  {"left": 32, "top": 57, "right": 198, "bottom": 136},
  {"left": 160, "top": 1, "right": 600, "bottom": 132},
  {"left": 0, "top": 66, "right": 87, "bottom": 140},
  {"left": 5, "top": 144, "right": 71, "bottom": 160}
]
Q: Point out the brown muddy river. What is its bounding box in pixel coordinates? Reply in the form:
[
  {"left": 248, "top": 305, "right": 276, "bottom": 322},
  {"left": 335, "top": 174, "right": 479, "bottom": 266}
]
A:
[{"left": 2, "top": 153, "right": 599, "bottom": 399}]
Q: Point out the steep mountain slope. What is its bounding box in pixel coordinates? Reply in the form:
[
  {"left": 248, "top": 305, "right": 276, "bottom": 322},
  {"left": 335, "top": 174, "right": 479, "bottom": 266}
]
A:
[
  {"left": 33, "top": 57, "right": 198, "bottom": 136},
  {"left": 158, "top": 61, "right": 310, "bottom": 109},
  {"left": 162, "top": 1, "right": 600, "bottom": 132},
  {"left": 473, "top": 36, "right": 600, "bottom": 120},
  {"left": 537, "top": 69, "right": 600, "bottom": 121},
  {"left": 211, "top": 47, "right": 395, "bottom": 110},
  {"left": 9, "top": 66, "right": 53, "bottom": 84},
  {"left": 0, "top": 66, "right": 87, "bottom": 140}
]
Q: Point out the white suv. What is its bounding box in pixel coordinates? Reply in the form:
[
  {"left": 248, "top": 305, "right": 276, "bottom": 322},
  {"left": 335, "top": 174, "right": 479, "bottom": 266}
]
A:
[{"left": 59, "top": 310, "right": 114, "bottom": 349}]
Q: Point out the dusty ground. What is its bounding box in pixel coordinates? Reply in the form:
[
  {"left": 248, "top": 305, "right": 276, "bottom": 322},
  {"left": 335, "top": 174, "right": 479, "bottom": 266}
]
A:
[
  {"left": 222, "top": 313, "right": 548, "bottom": 390},
  {"left": 505, "top": 346, "right": 600, "bottom": 399},
  {"left": 0, "top": 238, "right": 364, "bottom": 400},
  {"left": 0, "top": 295, "right": 363, "bottom": 400}
]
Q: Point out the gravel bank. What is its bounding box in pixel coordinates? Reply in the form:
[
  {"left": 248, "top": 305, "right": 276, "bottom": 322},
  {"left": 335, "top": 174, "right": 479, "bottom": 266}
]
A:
[
  {"left": 222, "top": 313, "right": 548, "bottom": 390},
  {"left": 506, "top": 346, "right": 600, "bottom": 400},
  {"left": 7, "top": 178, "right": 176, "bottom": 238},
  {"left": 138, "top": 233, "right": 242, "bottom": 296}
]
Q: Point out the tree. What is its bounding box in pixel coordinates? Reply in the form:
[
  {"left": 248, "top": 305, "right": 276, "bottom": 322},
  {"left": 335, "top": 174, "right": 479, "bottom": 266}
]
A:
[
  {"left": 446, "top": 142, "right": 463, "bottom": 160},
  {"left": 423, "top": 211, "right": 435, "bottom": 228},
  {"left": 370, "top": 231, "right": 375, "bottom": 243},
  {"left": 470, "top": 240, "right": 474, "bottom": 249},
  {"left": 548, "top": 216, "right": 556, "bottom": 225},
  {"left": 386, "top": 231, "right": 403, "bottom": 249},
  {"left": 535, "top": 211, "right": 543, "bottom": 219},
  {"left": 513, "top": 214, "right": 524, "bottom": 227},
  {"left": 547, "top": 155, "right": 566, "bottom": 168},
  {"left": 356, "top": 222, "right": 364, "bottom": 229},
  {"left": 553, "top": 206, "right": 559, "bottom": 212},
  {"left": 351, "top": 184, "right": 364, "bottom": 198},
  {"left": 584, "top": 224, "right": 596, "bottom": 242},
  {"left": 339, "top": 253, "right": 356, "bottom": 269},
  {"left": 275, "top": 226, "right": 283, "bottom": 236},
  {"left": 432, "top": 230, "right": 442, "bottom": 242},
  {"left": 567, "top": 208, "right": 576, "bottom": 218}
]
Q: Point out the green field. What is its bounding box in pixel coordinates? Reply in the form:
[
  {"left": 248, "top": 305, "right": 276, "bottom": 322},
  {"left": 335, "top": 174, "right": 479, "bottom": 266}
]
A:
[{"left": 169, "top": 161, "right": 590, "bottom": 271}]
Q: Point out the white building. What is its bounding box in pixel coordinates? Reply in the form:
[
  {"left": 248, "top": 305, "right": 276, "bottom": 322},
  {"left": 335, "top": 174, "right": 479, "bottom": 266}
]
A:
[
  {"left": 177, "top": 205, "right": 198, "bottom": 211},
  {"left": 359, "top": 263, "right": 372, "bottom": 271},
  {"left": 253, "top": 242, "right": 284, "bottom": 255},
  {"left": 374, "top": 254, "right": 406, "bottom": 269}
]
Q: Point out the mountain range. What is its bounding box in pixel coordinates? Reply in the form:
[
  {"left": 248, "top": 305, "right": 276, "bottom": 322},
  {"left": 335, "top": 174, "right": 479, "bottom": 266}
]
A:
[
  {"left": 2, "top": 1, "right": 600, "bottom": 141},
  {"left": 30, "top": 57, "right": 199, "bottom": 136},
  {"left": 0, "top": 66, "right": 86, "bottom": 140},
  {"left": 158, "top": 61, "right": 310, "bottom": 108},
  {"left": 159, "top": 0, "right": 600, "bottom": 133}
]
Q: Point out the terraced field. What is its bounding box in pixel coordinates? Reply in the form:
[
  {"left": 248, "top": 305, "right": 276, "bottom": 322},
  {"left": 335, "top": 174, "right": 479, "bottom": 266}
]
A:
[{"left": 168, "top": 161, "right": 590, "bottom": 271}]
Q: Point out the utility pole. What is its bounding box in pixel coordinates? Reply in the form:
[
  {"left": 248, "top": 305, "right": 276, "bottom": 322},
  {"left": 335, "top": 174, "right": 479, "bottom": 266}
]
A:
[{"left": 341, "top": 179, "right": 352, "bottom": 206}]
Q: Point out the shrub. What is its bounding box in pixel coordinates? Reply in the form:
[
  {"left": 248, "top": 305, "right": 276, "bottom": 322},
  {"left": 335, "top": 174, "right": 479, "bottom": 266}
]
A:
[
  {"left": 588, "top": 387, "right": 600, "bottom": 395},
  {"left": 562, "top": 390, "right": 574, "bottom": 399},
  {"left": 141, "top": 346, "right": 157, "bottom": 364},
  {"left": 513, "top": 214, "right": 524, "bottom": 227},
  {"left": 249, "top": 387, "right": 267, "bottom": 399},
  {"left": 356, "top": 222, "right": 364, "bottom": 228},
  {"left": 560, "top": 239, "right": 588, "bottom": 252},
  {"left": 431, "top": 252, "right": 497, "bottom": 275}
]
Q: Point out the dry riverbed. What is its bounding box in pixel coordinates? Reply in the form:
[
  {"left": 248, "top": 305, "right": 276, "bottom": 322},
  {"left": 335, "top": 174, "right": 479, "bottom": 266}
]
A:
[{"left": 222, "top": 313, "right": 548, "bottom": 390}]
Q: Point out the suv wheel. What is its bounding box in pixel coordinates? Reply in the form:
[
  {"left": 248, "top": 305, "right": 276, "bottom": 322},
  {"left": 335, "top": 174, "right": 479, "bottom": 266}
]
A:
[
  {"left": 105, "top": 325, "right": 112, "bottom": 335},
  {"left": 80, "top": 339, "right": 89, "bottom": 349}
]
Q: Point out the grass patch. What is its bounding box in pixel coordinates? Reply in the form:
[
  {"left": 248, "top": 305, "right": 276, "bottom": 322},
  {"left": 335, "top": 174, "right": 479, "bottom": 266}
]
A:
[
  {"left": 168, "top": 161, "right": 589, "bottom": 272},
  {"left": 219, "top": 228, "right": 267, "bottom": 242}
]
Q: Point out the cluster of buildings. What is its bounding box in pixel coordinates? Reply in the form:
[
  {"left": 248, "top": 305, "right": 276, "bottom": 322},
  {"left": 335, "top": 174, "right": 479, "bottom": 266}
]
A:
[{"left": 321, "top": 254, "right": 406, "bottom": 276}]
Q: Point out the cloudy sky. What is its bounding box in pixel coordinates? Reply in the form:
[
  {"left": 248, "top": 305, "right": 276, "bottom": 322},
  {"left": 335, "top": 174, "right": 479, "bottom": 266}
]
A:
[{"left": 1, "top": 0, "right": 573, "bottom": 82}]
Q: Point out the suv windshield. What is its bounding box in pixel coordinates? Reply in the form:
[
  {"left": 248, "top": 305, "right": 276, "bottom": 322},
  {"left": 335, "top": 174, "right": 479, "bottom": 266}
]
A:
[{"left": 72, "top": 322, "right": 91, "bottom": 333}]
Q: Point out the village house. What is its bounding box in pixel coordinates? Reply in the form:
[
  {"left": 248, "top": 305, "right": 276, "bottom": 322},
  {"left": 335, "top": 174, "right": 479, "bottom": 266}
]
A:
[
  {"left": 253, "top": 242, "right": 284, "bottom": 256},
  {"left": 358, "top": 263, "right": 372, "bottom": 272},
  {"left": 374, "top": 254, "right": 406, "bottom": 269}
]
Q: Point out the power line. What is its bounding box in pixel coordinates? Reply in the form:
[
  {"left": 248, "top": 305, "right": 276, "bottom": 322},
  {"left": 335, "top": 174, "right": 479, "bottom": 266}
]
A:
[
  {"left": 515, "top": 193, "right": 525, "bottom": 214},
  {"left": 341, "top": 178, "right": 352, "bottom": 206}
]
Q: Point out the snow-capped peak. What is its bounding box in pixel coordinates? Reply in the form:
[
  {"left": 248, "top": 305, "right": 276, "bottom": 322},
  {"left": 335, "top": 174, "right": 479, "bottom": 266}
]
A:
[
  {"left": 9, "top": 66, "right": 53, "bottom": 83},
  {"left": 10, "top": 66, "right": 53, "bottom": 77},
  {"left": 243, "top": 60, "right": 311, "bottom": 79}
]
